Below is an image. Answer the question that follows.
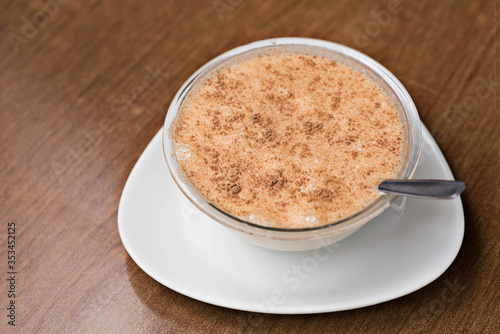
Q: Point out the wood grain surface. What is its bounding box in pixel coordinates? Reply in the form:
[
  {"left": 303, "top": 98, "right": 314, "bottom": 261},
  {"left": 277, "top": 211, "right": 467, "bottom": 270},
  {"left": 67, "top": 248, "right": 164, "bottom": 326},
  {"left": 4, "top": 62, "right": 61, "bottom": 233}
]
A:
[{"left": 1, "top": 0, "right": 498, "bottom": 333}]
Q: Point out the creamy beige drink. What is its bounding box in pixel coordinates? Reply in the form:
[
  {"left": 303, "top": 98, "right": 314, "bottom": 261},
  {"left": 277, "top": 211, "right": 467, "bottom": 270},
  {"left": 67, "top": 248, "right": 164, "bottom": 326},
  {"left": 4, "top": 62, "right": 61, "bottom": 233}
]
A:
[{"left": 173, "top": 50, "right": 404, "bottom": 229}]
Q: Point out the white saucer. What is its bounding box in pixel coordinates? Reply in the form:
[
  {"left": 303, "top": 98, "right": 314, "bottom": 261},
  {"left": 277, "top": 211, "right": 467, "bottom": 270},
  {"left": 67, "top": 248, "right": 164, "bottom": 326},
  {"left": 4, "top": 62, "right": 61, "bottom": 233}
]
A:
[{"left": 118, "top": 124, "right": 464, "bottom": 314}]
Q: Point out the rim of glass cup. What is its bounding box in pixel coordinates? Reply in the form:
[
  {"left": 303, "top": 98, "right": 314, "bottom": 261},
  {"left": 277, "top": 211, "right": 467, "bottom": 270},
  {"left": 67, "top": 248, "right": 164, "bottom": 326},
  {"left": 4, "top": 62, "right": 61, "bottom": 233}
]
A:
[{"left": 163, "top": 37, "right": 422, "bottom": 237}]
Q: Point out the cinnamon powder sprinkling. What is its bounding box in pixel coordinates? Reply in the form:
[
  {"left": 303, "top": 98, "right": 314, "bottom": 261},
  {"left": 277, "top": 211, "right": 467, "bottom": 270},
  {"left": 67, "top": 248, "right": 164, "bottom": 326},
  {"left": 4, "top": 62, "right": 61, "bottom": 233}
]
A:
[{"left": 174, "top": 51, "right": 404, "bottom": 228}]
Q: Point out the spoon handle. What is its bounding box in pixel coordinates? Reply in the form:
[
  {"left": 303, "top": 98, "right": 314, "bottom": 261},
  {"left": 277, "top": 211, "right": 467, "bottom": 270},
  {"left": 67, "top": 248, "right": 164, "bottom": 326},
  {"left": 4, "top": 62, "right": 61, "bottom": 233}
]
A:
[{"left": 378, "top": 180, "right": 466, "bottom": 199}]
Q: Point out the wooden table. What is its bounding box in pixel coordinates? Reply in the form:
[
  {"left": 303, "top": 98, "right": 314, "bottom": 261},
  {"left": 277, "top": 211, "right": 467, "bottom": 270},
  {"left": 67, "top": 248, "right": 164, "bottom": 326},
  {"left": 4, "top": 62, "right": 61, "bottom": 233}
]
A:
[{"left": 1, "top": 0, "right": 498, "bottom": 332}]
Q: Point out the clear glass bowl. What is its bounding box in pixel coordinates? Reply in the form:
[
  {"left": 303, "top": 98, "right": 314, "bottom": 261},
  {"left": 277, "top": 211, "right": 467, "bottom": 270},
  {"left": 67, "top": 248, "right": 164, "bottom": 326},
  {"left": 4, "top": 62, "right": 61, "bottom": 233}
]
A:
[{"left": 163, "top": 38, "right": 421, "bottom": 251}]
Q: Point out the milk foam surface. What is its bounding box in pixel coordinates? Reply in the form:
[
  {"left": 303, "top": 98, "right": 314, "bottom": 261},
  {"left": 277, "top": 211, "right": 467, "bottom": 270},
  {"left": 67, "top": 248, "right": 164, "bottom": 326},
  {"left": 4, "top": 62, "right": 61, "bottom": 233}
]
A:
[{"left": 174, "top": 51, "right": 404, "bottom": 228}]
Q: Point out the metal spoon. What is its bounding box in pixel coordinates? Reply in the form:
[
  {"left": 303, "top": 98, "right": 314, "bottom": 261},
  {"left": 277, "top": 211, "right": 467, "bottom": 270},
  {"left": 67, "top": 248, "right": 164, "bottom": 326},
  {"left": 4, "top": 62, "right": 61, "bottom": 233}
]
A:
[{"left": 378, "top": 180, "right": 466, "bottom": 199}]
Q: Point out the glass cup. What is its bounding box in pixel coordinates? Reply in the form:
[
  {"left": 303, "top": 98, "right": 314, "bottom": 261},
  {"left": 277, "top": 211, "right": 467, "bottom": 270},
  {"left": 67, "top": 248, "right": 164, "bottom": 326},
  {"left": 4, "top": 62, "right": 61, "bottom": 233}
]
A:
[{"left": 163, "top": 37, "right": 421, "bottom": 251}]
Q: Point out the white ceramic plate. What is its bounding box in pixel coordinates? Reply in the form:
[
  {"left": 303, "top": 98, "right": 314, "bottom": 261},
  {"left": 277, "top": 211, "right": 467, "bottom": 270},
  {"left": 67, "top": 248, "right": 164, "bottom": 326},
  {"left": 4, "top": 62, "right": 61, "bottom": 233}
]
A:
[{"left": 118, "top": 124, "right": 464, "bottom": 314}]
